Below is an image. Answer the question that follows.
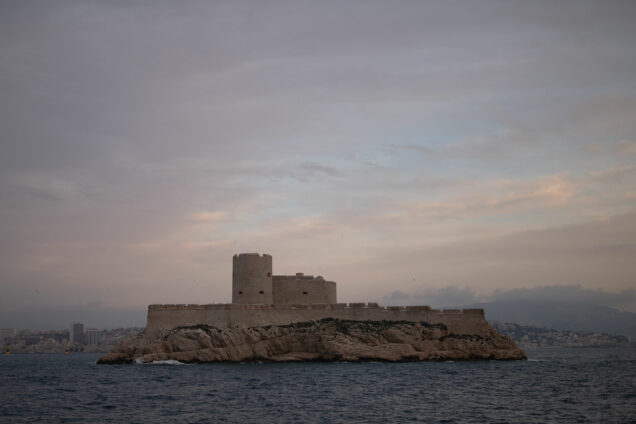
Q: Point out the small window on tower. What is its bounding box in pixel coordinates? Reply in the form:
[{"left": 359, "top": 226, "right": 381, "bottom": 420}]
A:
[
  {"left": 238, "top": 291, "right": 243, "bottom": 295},
  {"left": 259, "top": 290, "right": 264, "bottom": 294},
  {"left": 303, "top": 291, "right": 308, "bottom": 295},
  {"left": 267, "top": 272, "right": 271, "bottom": 277}
]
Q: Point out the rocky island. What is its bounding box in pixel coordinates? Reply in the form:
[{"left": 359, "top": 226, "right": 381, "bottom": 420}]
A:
[
  {"left": 99, "top": 253, "right": 525, "bottom": 363},
  {"left": 98, "top": 318, "right": 525, "bottom": 364}
]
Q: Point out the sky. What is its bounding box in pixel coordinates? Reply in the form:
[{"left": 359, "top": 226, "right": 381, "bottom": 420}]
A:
[{"left": 1, "top": 0, "right": 635, "bottom": 329}]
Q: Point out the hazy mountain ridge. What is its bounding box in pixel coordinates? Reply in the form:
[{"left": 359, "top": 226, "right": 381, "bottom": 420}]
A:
[{"left": 469, "top": 300, "right": 636, "bottom": 340}]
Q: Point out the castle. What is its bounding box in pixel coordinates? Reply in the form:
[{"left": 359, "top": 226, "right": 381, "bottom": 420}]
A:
[
  {"left": 232, "top": 253, "right": 336, "bottom": 305},
  {"left": 145, "top": 253, "right": 488, "bottom": 337}
]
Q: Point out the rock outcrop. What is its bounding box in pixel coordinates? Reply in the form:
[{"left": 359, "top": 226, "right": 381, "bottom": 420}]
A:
[{"left": 98, "top": 318, "right": 526, "bottom": 364}]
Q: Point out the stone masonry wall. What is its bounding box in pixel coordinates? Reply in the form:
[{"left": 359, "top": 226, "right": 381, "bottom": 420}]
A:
[
  {"left": 232, "top": 253, "right": 273, "bottom": 304},
  {"left": 145, "top": 303, "right": 487, "bottom": 338},
  {"left": 272, "top": 274, "right": 337, "bottom": 304}
]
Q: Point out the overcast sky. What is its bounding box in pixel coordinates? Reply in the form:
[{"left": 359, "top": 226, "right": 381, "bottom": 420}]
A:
[{"left": 1, "top": 0, "right": 635, "bottom": 328}]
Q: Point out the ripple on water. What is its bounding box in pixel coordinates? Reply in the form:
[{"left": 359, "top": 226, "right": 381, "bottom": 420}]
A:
[{"left": 0, "top": 348, "right": 635, "bottom": 423}]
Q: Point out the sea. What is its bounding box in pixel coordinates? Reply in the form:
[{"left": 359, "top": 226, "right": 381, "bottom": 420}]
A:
[{"left": 1, "top": 347, "right": 635, "bottom": 423}]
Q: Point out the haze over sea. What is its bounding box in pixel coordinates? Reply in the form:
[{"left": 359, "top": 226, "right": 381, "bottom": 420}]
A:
[{"left": 1, "top": 347, "right": 634, "bottom": 423}]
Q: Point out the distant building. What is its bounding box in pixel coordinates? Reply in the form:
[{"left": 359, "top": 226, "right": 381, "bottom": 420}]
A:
[
  {"left": 84, "top": 328, "right": 102, "bottom": 345},
  {"left": 0, "top": 328, "right": 16, "bottom": 342},
  {"left": 70, "top": 323, "right": 84, "bottom": 345}
]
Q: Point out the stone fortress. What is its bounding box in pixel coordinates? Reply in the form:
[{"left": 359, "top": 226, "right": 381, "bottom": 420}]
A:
[
  {"left": 232, "top": 253, "right": 336, "bottom": 305},
  {"left": 146, "top": 253, "right": 488, "bottom": 337}
]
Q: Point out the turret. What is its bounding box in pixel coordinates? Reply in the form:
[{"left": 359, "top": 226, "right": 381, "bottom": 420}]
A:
[{"left": 232, "top": 253, "right": 273, "bottom": 304}]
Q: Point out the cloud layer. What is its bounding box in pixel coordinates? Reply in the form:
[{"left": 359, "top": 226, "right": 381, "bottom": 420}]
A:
[
  {"left": 383, "top": 284, "right": 636, "bottom": 311},
  {"left": 1, "top": 1, "right": 635, "bottom": 328}
]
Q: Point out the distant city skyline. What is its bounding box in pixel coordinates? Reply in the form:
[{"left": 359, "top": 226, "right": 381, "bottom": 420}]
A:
[{"left": 1, "top": 1, "right": 635, "bottom": 330}]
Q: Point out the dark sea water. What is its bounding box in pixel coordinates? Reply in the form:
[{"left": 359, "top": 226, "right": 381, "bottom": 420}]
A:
[{"left": 1, "top": 347, "right": 635, "bottom": 423}]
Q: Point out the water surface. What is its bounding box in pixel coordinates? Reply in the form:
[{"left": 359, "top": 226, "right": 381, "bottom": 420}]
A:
[{"left": 1, "top": 347, "right": 635, "bottom": 423}]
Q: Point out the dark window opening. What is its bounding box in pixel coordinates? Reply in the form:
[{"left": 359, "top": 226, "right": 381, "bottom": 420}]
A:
[
  {"left": 267, "top": 272, "right": 271, "bottom": 277},
  {"left": 303, "top": 291, "right": 308, "bottom": 295},
  {"left": 238, "top": 291, "right": 243, "bottom": 295},
  {"left": 259, "top": 290, "right": 264, "bottom": 294}
]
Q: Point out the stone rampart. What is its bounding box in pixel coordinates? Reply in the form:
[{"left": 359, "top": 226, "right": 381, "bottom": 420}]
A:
[{"left": 146, "top": 303, "right": 487, "bottom": 338}]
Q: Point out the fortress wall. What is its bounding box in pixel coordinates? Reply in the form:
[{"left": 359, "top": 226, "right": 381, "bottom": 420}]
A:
[
  {"left": 146, "top": 304, "right": 231, "bottom": 338},
  {"left": 272, "top": 275, "right": 337, "bottom": 305},
  {"left": 146, "top": 304, "right": 488, "bottom": 338}
]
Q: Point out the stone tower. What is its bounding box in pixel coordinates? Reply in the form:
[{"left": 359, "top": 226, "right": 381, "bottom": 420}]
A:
[{"left": 232, "top": 253, "right": 273, "bottom": 304}]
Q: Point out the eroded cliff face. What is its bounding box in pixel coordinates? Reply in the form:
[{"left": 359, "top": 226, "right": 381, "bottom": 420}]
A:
[{"left": 98, "top": 318, "right": 526, "bottom": 364}]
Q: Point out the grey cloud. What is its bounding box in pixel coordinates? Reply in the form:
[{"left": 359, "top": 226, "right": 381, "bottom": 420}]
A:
[
  {"left": 11, "top": 175, "right": 94, "bottom": 203},
  {"left": 618, "top": 140, "right": 636, "bottom": 155},
  {"left": 363, "top": 212, "right": 636, "bottom": 309},
  {"left": 1, "top": 0, "right": 635, "bottom": 329},
  {"left": 297, "top": 161, "right": 342, "bottom": 179},
  {"left": 489, "top": 285, "right": 635, "bottom": 307},
  {"left": 382, "top": 286, "right": 479, "bottom": 308},
  {"left": 589, "top": 165, "right": 636, "bottom": 184},
  {"left": 381, "top": 284, "right": 636, "bottom": 311},
  {"left": 397, "top": 144, "right": 437, "bottom": 155},
  {"left": 390, "top": 129, "right": 541, "bottom": 161}
]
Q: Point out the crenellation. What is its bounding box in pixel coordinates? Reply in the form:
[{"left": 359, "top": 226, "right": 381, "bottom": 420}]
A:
[
  {"left": 148, "top": 303, "right": 487, "bottom": 313},
  {"left": 387, "top": 306, "right": 405, "bottom": 311},
  {"left": 406, "top": 305, "right": 432, "bottom": 311},
  {"left": 462, "top": 308, "right": 485, "bottom": 315},
  {"left": 233, "top": 253, "right": 269, "bottom": 258}
]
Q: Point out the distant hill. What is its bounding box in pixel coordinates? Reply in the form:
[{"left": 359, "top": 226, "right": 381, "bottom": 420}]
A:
[{"left": 466, "top": 301, "right": 636, "bottom": 340}]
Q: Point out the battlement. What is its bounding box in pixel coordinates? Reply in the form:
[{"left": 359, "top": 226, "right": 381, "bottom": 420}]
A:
[
  {"left": 406, "top": 305, "right": 432, "bottom": 311},
  {"left": 147, "top": 303, "right": 484, "bottom": 316},
  {"left": 274, "top": 274, "right": 325, "bottom": 281},
  {"left": 145, "top": 303, "right": 487, "bottom": 337},
  {"left": 233, "top": 253, "right": 272, "bottom": 258}
]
